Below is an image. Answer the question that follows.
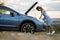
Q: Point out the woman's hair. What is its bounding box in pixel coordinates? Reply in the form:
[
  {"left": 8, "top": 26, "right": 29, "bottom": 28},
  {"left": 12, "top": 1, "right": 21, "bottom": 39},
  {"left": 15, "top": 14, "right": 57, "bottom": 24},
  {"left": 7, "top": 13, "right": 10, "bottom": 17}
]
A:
[{"left": 36, "top": 6, "right": 43, "bottom": 11}]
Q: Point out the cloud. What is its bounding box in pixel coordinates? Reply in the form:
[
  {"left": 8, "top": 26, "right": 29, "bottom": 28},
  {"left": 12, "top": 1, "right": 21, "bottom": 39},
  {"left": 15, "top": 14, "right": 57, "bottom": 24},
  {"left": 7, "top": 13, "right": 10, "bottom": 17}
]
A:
[
  {"left": 46, "top": 2, "right": 60, "bottom": 11},
  {"left": 0, "top": 0, "right": 60, "bottom": 13},
  {"left": 51, "top": 0, "right": 60, "bottom": 1},
  {"left": 37, "top": 1, "right": 60, "bottom": 11}
]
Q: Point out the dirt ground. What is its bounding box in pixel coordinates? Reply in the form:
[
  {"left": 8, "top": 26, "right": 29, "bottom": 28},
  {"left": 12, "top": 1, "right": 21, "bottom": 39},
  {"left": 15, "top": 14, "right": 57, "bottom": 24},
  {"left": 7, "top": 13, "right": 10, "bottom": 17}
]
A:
[{"left": 0, "top": 31, "right": 60, "bottom": 40}]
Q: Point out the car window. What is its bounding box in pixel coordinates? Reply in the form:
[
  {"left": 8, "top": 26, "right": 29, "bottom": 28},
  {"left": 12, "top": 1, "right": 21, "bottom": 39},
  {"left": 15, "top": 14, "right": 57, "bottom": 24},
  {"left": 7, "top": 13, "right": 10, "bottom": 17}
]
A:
[
  {"left": 0, "top": 8, "right": 18, "bottom": 16},
  {"left": 0, "top": 9, "right": 10, "bottom": 15}
]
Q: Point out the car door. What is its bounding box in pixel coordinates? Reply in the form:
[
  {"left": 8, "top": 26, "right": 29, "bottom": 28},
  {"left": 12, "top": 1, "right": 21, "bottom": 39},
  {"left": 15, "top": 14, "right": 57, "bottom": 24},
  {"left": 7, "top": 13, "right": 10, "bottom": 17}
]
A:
[{"left": 0, "top": 8, "right": 19, "bottom": 27}]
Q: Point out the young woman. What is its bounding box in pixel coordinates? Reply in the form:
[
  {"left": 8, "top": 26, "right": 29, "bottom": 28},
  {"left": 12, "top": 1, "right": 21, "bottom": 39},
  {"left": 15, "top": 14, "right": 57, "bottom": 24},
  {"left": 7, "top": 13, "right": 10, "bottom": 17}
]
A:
[{"left": 36, "top": 6, "right": 55, "bottom": 35}]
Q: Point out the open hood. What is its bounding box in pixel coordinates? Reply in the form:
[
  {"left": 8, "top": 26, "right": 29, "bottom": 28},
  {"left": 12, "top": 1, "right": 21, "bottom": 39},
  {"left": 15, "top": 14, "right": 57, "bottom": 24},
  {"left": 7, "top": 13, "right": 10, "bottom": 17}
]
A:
[{"left": 25, "top": 2, "right": 38, "bottom": 15}]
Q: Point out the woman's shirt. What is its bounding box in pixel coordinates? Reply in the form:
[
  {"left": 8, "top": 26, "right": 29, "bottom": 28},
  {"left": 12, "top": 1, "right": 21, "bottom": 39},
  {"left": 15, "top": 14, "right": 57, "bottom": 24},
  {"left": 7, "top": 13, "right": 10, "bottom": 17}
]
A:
[{"left": 42, "top": 10, "right": 52, "bottom": 25}]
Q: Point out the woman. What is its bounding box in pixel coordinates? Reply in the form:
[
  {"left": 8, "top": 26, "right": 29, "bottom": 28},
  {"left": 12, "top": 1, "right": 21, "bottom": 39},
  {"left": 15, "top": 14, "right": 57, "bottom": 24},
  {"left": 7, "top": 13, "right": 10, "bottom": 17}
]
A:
[{"left": 36, "top": 6, "right": 55, "bottom": 35}]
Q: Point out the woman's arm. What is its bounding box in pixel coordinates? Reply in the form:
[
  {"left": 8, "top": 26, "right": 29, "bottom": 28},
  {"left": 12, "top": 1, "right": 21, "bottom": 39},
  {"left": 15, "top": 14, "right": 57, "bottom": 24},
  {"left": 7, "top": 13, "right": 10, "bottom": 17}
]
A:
[
  {"left": 40, "top": 13, "right": 42, "bottom": 18},
  {"left": 39, "top": 11, "right": 43, "bottom": 19}
]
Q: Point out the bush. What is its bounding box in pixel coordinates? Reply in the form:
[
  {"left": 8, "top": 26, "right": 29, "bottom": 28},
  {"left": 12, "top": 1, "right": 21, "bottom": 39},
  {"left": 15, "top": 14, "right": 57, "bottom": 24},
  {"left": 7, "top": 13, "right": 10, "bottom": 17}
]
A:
[{"left": 52, "top": 24, "right": 60, "bottom": 32}]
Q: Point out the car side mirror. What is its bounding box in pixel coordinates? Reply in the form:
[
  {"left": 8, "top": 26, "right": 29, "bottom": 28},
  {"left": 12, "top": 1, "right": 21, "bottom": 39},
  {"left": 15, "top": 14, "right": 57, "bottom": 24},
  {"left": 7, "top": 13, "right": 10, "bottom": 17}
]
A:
[{"left": 10, "top": 12, "right": 14, "bottom": 17}]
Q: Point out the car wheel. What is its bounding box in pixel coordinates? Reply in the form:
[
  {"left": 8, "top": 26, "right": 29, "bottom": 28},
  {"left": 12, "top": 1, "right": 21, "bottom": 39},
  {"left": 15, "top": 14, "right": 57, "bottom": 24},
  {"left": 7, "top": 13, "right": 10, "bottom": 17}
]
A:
[{"left": 21, "top": 22, "right": 35, "bottom": 34}]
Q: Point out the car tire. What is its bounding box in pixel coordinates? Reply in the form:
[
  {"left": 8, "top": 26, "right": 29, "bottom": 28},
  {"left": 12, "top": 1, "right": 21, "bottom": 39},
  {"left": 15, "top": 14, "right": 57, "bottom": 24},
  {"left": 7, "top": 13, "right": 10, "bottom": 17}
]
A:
[{"left": 21, "top": 22, "right": 35, "bottom": 34}]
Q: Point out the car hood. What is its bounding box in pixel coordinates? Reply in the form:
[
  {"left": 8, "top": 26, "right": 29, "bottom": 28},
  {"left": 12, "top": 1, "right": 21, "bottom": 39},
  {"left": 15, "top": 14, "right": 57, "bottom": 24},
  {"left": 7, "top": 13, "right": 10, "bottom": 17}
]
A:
[{"left": 18, "top": 14, "right": 44, "bottom": 25}]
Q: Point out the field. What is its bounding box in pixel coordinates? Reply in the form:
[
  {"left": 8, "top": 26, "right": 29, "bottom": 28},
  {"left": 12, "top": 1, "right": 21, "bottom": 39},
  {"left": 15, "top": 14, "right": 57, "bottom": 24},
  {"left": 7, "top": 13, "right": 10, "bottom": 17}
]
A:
[
  {"left": 0, "top": 24, "right": 60, "bottom": 40},
  {"left": 0, "top": 31, "right": 60, "bottom": 40}
]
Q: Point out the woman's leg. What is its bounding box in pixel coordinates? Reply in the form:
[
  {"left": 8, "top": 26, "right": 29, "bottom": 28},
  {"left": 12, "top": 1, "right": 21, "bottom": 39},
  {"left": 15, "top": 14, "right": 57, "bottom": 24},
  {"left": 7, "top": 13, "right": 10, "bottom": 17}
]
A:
[
  {"left": 48, "top": 25, "right": 55, "bottom": 35},
  {"left": 48, "top": 25, "right": 54, "bottom": 32}
]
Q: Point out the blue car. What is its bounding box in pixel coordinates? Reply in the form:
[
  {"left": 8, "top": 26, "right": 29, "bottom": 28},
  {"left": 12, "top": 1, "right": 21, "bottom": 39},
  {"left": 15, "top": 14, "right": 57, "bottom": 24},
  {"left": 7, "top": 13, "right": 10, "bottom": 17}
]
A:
[{"left": 0, "top": 5, "right": 47, "bottom": 33}]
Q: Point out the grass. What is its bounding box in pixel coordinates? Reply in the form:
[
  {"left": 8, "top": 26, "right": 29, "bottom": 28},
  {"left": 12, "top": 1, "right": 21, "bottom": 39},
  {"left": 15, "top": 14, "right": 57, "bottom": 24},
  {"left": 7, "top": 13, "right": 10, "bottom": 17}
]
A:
[
  {"left": 0, "top": 31, "right": 60, "bottom": 40},
  {"left": 0, "top": 25, "right": 60, "bottom": 40},
  {"left": 52, "top": 24, "right": 60, "bottom": 33}
]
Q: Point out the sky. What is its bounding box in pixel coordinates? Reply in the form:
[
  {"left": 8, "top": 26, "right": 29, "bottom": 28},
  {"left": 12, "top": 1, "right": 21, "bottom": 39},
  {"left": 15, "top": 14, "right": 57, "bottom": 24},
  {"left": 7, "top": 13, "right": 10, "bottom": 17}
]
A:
[
  {"left": 0, "top": 0, "right": 60, "bottom": 11},
  {"left": 0, "top": 0, "right": 60, "bottom": 18}
]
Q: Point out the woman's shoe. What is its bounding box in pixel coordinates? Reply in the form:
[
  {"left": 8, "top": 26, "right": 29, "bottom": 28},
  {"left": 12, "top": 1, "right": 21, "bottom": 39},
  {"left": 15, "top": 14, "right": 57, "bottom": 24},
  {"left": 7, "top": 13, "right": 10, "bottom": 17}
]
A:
[{"left": 51, "top": 31, "right": 55, "bottom": 35}]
